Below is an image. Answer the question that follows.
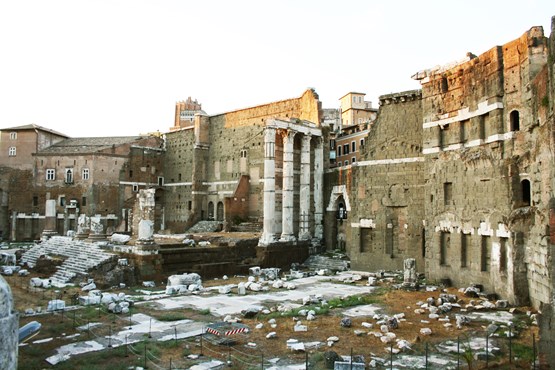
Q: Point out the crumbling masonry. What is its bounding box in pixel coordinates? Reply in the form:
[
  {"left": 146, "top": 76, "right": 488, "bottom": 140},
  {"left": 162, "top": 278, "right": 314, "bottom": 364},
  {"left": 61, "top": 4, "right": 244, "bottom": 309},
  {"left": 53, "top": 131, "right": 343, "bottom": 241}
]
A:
[{"left": 323, "top": 18, "right": 555, "bottom": 366}]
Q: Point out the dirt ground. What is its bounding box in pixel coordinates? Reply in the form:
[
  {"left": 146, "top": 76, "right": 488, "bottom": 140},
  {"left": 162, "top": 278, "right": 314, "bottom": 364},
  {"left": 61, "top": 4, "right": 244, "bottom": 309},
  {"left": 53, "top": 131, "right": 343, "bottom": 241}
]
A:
[{"left": 6, "top": 272, "right": 542, "bottom": 369}]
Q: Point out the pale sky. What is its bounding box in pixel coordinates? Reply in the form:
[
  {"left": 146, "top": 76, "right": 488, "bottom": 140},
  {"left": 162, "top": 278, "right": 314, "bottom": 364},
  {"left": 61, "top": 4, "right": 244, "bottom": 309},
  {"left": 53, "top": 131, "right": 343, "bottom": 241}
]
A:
[{"left": 1, "top": 1, "right": 553, "bottom": 137}]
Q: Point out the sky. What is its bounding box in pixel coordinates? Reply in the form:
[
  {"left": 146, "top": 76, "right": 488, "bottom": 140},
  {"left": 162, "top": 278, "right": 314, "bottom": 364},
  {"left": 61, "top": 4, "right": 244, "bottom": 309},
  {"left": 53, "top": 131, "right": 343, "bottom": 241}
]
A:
[{"left": 0, "top": 1, "right": 554, "bottom": 137}]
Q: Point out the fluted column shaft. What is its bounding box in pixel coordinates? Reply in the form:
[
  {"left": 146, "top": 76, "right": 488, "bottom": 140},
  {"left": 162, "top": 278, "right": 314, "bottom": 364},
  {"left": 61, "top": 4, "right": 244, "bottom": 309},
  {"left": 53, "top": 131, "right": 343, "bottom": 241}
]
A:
[
  {"left": 299, "top": 134, "right": 312, "bottom": 240},
  {"left": 260, "top": 127, "right": 277, "bottom": 245},
  {"left": 280, "top": 130, "right": 296, "bottom": 241}
]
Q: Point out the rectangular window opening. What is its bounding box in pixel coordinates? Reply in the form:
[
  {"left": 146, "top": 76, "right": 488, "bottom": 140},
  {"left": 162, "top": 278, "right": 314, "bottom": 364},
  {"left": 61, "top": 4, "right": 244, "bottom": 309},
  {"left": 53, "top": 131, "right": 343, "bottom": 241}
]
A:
[
  {"left": 481, "top": 236, "right": 490, "bottom": 272},
  {"left": 440, "top": 232, "right": 450, "bottom": 266},
  {"left": 499, "top": 237, "right": 508, "bottom": 272},
  {"left": 444, "top": 182, "right": 453, "bottom": 206},
  {"left": 461, "top": 233, "right": 469, "bottom": 268}
]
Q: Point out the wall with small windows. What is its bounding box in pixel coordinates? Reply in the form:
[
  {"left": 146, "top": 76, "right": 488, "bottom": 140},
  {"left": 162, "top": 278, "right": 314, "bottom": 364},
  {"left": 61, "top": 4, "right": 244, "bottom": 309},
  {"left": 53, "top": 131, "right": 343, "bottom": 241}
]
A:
[
  {"left": 325, "top": 90, "right": 424, "bottom": 271},
  {"left": 417, "top": 25, "right": 551, "bottom": 307}
]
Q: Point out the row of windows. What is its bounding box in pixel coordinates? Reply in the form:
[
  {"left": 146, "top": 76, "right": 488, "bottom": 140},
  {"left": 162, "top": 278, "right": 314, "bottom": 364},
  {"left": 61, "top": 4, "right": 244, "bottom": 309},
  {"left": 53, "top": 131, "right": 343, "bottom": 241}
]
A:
[
  {"left": 32, "top": 196, "right": 87, "bottom": 207},
  {"left": 442, "top": 179, "right": 531, "bottom": 207},
  {"left": 46, "top": 168, "right": 89, "bottom": 182},
  {"left": 438, "top": 110, "right": 521, "bottom": 149},
  {"left": 439, "top": 232, "right": 508, "bottom": 273},
  {"left": 336, "top": 138, "right": 364, "bottom": 157}
]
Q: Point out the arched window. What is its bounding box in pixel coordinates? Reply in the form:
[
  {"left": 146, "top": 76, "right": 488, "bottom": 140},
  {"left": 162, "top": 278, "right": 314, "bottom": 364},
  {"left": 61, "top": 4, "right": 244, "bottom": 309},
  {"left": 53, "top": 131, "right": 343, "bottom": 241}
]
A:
[
  {"left": 521, "top": 179, "right": 531, "bottom": 206},
  {"left": 337, "top": 202, "right": 347, "bottom": 219},
  {"left": 216, "top": 202, "right": 224, "bottom": 221},
  {"left": 510, "top": 110, "right": 520, "bottom": 131}
]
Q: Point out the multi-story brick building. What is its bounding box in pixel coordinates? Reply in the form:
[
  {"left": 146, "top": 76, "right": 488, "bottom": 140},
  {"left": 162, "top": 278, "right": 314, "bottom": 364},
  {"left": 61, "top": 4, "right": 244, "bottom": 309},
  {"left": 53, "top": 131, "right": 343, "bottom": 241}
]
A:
[
  {"left": 0, "top": 124, "right": 68, "bottom": 170},
  {"left": 0, "top": 131, "right": 164, "bottom": 240},
  {"left": 331, "top": 92, "right": 378, "bottom": 167}
]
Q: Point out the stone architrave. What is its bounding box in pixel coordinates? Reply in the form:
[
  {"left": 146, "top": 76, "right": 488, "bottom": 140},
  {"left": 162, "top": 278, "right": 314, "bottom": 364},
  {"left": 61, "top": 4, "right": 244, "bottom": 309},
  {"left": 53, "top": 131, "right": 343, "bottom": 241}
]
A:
[
  {"left": 403, "top": 258, "right": 417, "bottom": 283},
  {"left": 41, "top": 199, "right": 58, "bottom": 240},
  {"left": 0, "top": 275, "right": 18, "bottom": 369},
  {"left": 280, "top": 130, "right": 296, "bottom": 242}
]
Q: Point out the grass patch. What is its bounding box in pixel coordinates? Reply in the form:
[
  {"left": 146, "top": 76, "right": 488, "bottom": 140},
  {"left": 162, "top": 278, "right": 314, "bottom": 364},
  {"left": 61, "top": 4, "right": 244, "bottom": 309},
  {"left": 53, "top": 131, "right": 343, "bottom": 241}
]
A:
[
  {"left": 198, "top": 308, "right": 211, "bottom": 315},
  {"left": 156, "top": 312, "right": 188, "bottom": 321},
  {"left": 45, "top": 346, "right": 129, "bottom": 370},
  {"left": 259, "top": 292, "right": 384, "bottom": 319},
  {"left": 511, "top": 342, "right": 535, "bottom": 362},
  {"left": 327, "top": 293, "right": 381, "bottom": 309}
]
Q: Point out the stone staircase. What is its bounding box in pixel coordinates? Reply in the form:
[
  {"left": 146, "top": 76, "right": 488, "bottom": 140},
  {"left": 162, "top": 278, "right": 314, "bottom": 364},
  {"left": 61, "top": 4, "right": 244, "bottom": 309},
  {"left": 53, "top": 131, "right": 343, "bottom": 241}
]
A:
[
  {"left": 21, "top": 236, "right": 117, "bottom": 286},
  {"left": 186, "top": 221, "right": 223, "bottom": 233},
  {"left": 302, "top": 254, "right": 350, "bottom": 272},
  {"left": 231, "top": 222, "right": 262, "bottom": 233}
]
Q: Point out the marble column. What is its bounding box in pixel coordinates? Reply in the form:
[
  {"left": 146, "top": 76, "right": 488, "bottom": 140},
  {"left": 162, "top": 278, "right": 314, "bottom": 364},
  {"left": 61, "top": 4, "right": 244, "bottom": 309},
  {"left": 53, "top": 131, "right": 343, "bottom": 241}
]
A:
[
  {"left": 313, "top": 137, "right": 324, "bottom": 240},
  {"left": 299, "top": 134, "right": 312, "bottom": 240},
  {"left": 260, "top": 126, "right": 277, "bottom": 245},
  {"left": 280, "top": 130, "right": 296, "bottom": 242},
  {"left": 10, "top": 211, "right": 16, "bottom": 241}
]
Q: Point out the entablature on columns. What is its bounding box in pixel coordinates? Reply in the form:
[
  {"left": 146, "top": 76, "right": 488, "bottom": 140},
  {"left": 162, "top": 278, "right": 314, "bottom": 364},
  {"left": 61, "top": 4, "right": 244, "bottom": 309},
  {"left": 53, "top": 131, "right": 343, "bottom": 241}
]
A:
[{"left": 266, "top": 118, "right": 322, "bottom": 137}]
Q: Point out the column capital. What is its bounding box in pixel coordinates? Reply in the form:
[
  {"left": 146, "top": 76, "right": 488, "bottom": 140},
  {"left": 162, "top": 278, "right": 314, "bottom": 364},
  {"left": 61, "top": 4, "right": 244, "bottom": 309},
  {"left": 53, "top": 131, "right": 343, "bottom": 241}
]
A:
[
  {"left": 313, "top": 136, "right": 323, "bottom": 147},
  {"left": 280, "top": 129, "right": 297, "bottom": 144},
  {"left": 264, "top": 126, "right": 276, "bottom": 143}
]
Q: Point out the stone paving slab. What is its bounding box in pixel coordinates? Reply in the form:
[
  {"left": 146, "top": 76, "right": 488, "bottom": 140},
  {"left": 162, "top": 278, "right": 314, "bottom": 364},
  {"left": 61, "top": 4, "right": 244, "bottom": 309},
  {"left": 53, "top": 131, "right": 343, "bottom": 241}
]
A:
[{"left": 143, "top": 274, "right": 376, "bottom": 316}]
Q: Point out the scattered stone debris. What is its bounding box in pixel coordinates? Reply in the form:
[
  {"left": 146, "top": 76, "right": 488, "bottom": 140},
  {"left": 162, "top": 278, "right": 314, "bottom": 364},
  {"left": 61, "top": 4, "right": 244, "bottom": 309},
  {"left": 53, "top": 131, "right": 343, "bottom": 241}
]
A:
[
  {"left": 110, "top": 234, "right": 130, "bottom": 244},
  {"left": 340, "top": 317, "right": 352, "bottom": 328},
  {"left": 46, "top": 300, "right": 65, "bottom": 312}
]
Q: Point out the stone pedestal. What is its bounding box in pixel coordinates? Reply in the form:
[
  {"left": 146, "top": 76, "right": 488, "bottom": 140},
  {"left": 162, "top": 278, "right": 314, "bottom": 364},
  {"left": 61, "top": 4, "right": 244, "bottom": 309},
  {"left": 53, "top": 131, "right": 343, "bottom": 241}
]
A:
[
  {"left": 132, "top": 190, "right": 159, "bottom": 254},
  {"left": 0, "top": 275, "right": 18, "bottom": 370},
  {"left": 75, "top": 214, "right": 90, "bottom": 240},
  {"left": 41, "top": 199, "right": 58, "bottom": 241},
  {"left": 87, "top": 216, "right": 107, "bottom": 242},
  {"left": 403, "top": 258, "right": 417, "bottom": 283}
]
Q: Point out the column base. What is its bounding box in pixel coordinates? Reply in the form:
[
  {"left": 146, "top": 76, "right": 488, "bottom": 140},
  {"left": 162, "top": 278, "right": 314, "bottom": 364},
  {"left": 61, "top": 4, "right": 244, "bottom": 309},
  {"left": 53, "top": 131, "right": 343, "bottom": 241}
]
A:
[
  {"left": 41, "top": 230, "right": 58, "bottom": 241},
  {"left": 298, "top": 231, "right": 312, "bottom": 241},
  {"left": 74, "top": 233, "right": 89, "bottom": 240},
  {"left": 279, "top": 234, "right": 296, "bottom": 242},
  {"left": 259, "top": 233, "right": 278, "bottom": 246},
  {"left": 132, "top": 241, "right": 159, "bottom": 255},
  {"left": 86, "top": 234, "right": 107, "bottom": 243}
]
